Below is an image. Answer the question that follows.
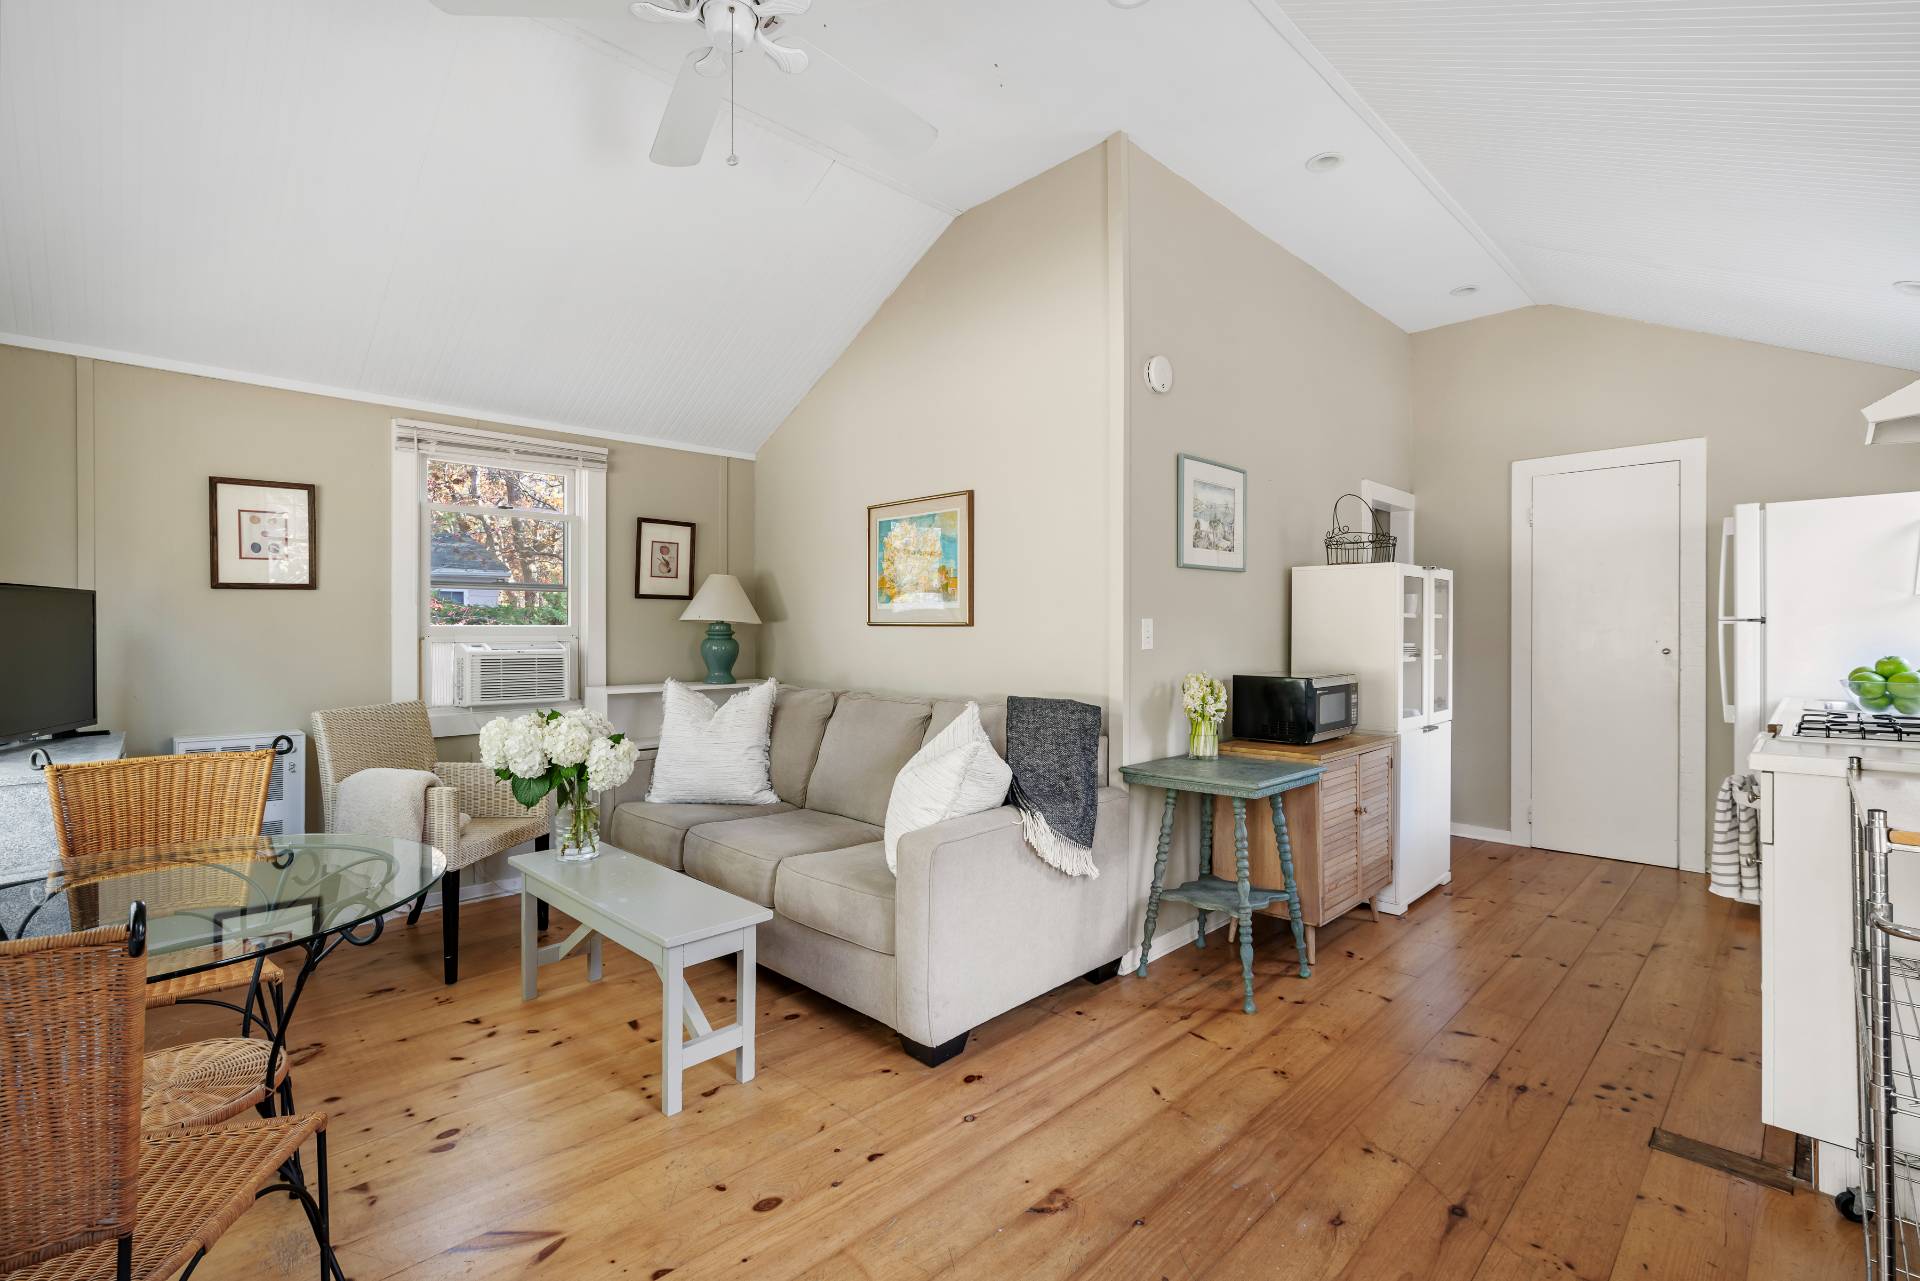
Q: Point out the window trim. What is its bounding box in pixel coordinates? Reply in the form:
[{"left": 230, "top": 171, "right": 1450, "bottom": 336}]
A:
[{"left": 390, "top": 421, "right": 608, "bottom": 737}]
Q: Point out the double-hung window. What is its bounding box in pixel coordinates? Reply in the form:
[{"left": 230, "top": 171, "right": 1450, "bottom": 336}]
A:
[{"left": 391, "top": 421, "right": 608, "bottom": 735}]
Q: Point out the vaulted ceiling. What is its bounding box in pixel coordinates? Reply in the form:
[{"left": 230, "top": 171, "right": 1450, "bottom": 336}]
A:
[{"left": 1, "top": 1, "right": 1912, "bottom": 459}]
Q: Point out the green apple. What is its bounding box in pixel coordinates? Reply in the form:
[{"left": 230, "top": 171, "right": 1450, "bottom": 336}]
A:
[
  {"left": 1890, "top": 672, "right": 1920, "bottom": 715},
  {"left": 1876, "top": 656, "right": 1912, "bottom": 678},
  {"left": 1853, "top": 666, "right": 1884, "bottom": 682}
]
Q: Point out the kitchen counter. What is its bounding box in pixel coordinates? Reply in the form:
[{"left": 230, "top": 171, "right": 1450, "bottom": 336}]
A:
[
  {"left": 1221, "top": 732, "right": 1398, "bottom": 766},
  {"left": 1750, "top": 700, "right": 1920, "bottom": 777}
]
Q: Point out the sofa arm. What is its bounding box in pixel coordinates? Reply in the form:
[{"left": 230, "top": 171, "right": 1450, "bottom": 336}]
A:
[{"left": 893, "top": 785, "right": 1132, "bottom": 1046}]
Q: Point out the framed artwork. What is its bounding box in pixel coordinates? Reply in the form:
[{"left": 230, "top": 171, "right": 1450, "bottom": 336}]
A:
[
  {"left": 1175, "top": 454, "right": 1246, "bottom": 572},
  {"left": 209, "top": 477, "right": 317, "bottom": 589},
  {"left": 214, "top": 897, "right": 319, "bottom": 961},
  {"left": 868, "top": 490, "right": 973, "bottom": 627},
  {"left": 636, "top": 517, "right": 695, "bottom": 599}
]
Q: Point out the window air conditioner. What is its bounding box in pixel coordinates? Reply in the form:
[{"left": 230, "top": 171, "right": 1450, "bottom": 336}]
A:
[{"left": 452, "top": 642, "right": 573, "bottom": 708}]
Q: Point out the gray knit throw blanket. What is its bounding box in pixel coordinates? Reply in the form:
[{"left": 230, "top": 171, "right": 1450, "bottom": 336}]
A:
[{"left": 1005, "top": 695, "right": 1102, "bottom": 878}]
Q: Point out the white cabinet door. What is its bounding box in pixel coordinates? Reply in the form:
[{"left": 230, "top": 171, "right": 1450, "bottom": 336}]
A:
[
  {"left": 1399, "top": 567, "right": 1429, "bottom": 729},
  {"left": 1383, "top": 723, "right": 1452, "bottom": 913},
  {"left": 1428, "top": 569, "right": 1454, "bottom": 725}
]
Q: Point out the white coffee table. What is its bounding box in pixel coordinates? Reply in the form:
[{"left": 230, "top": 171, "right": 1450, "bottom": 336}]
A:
[{"left": 510, "top": 844, "right": 772, "bottom": 1116}]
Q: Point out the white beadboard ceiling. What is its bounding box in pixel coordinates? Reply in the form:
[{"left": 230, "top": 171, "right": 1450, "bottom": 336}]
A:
[
  {"left": 2, "top": 2, "right": 1910, "bottom": 458},
  {"left": 1279, "top": 0, "right": 1920, "bottom": 371}
]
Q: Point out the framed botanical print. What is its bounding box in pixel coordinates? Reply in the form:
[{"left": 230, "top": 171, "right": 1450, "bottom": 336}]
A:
[
  {"left": 209, "top": 477, "right": 317, "bottom": 589},
  {"left": 636, "top": 517, "right": 695, "bottom": 599},
  {"left": 868, "top": 490, "right": 973, "bottom": 627},
  {"left": 1175, "top": 454, "right": 1246, "bottom": 572}
]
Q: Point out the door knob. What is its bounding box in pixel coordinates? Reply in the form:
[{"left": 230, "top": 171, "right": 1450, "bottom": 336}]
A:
[{"left": 1661, "top": 647, "right": 1672, "bottom": 655}]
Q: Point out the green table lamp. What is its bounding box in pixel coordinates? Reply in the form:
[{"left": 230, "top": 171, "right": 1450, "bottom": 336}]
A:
[{"left": 680, "top": 573, "right": 760, "bottom": 684}]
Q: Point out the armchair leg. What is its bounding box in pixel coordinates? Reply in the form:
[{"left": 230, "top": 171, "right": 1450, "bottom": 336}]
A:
[
  {"left": 899, "top": 1031, "right": 969, "bottom": 1067},
  {"left": 442, "top": 868, "right": 461, "bottom": 986},
  {"left": 534, "top": 834, "right": 551, "bottom": 931},
  {"left": 406, "top": 893, "right": 427, "bottom": 927}
]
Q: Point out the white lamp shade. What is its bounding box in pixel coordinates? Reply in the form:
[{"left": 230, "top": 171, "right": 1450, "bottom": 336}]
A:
[{"left": 680, "top": 573, "right": 761, "bottom": 624}]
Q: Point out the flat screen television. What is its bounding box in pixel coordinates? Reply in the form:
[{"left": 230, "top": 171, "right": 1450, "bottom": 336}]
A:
[{"left": 0, "top": 583, "right": 98, "bottom": 745}]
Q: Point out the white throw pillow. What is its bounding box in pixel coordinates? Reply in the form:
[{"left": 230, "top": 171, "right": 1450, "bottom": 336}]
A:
[
  {"left": 646, "top": 678, "right": 780, "bottom": 806},
  {"left": 884, "top": 701, "right": 1013, "bottom": 873}
]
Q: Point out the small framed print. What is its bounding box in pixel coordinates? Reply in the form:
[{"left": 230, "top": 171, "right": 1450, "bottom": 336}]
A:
[
  {"left": 636, "top": 517, "right": 695, "bottom": 599},
  {"left": 214, "top": 898, "right": 319, "bottom": 961},
  {"left": 868, "top": 490, "right": 973, "bottom": 627},
  {"left": 210, "top": 477, "right": 317, "bottom": 589},
  {"left": 1175, "top": 454, "right": 1246, "bottom": 572}
]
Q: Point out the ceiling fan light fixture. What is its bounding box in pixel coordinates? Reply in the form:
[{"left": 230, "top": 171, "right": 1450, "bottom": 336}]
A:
[
  {"left": 1304, "top": 151, "right": 1343, "bottom": 173},
  {"left": 1895, "top": 281, "right": 1920, "bottom": 298},
  {"left": 1450, "top": 285, "right": 1479, "bottom": 297}
]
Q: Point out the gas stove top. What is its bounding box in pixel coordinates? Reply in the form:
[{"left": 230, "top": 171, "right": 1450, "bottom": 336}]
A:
[{"left": 1792, "top": 707, "right": 1920, "bottom": 745}]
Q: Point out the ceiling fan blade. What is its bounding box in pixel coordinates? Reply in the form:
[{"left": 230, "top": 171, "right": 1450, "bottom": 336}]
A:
[
  {"left": 749, "top": 0, "right": 812, "bottom": 16},
  {"left": 426, "top": 0, "right": 645, "bottom": 16},
  {"left": 651, "top": 48, "right": 727, "bottom": 166},
  {"left": 770, "top": 36, "right": 935, "bottom": 158},
  {"left": 631, "top": 1, "right": 701, "bottom": 22}
]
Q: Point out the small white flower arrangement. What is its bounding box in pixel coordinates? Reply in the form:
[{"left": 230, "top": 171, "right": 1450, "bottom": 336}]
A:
[
  {"left": 479, "top": 706, "right": 638, "bottom": 858},
  {"left": 1181, "top": 672, "right": 1228, "bottom": 759}
]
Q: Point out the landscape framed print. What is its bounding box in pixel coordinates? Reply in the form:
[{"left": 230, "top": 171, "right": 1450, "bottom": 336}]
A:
[
  {"left": 209, "top": 477, "right": 317, "bottom": 589},
  {"left": 868, "top": 490, "right": 973, "bottom": 626},
  {"left": 1175, "top": 454, "right": 1246, "bottom": 572},
  {"left": 636, "top": 517, "right": 695, "bottom": 599}
]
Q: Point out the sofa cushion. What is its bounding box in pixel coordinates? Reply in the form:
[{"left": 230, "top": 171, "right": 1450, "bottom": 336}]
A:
[
  {"left": 770, "top": 686, "right": 837, "bottom": 807},
  {"left": 683, "top": 809, "right": 882, "bottom": 906},
  {"left": 775, "top": 843, "right": 896, "bottom": 955},
  {"left": 926, "top": 698, "right": 1007, "bottom": 757},
  {"left": 804, "top": 693, "right": 933, "bottom": 826},
  {"left": 607, "top": 799, "right": 792, "bottom": 871}
]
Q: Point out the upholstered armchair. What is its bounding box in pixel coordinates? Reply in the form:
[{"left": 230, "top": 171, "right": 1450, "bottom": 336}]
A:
[{"left": 309, "top": 700, "right": 553, "bottom": 984}]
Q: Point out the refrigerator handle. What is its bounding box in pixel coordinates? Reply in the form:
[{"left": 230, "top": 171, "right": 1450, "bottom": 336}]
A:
[{"left": 1716, "top": 517, "right": 1736, "bottom": 724}]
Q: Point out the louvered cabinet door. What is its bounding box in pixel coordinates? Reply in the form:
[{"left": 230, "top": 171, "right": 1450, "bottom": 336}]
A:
[
  {"left": 1357, "top": 744, "right": 1394, "bottom": 899},
  {"left": 1318, "top": 758, "right": 1362, "bottom": 913}
]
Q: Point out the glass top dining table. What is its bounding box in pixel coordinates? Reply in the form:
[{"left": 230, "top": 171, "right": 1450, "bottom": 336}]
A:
[{"left": 0, "top": 834, "right": 445, "bottom": 979}]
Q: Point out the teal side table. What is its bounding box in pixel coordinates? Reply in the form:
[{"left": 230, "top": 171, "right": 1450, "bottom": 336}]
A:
[{"left": 1118, "top": 754, "right": 1323, "bottom": 1013}]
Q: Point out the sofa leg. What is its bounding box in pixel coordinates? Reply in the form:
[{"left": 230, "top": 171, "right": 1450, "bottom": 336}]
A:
[
  {"left": 533, "top": 835, "right": 551, "bottom": 932},
  {"left": 899, "top": 1031, "right": 969, "bottom": 1068},
  {"left": 442, "top": 868, "right": 461, "bottom": 986},
  {"left": 1082, "top": 960, "right": 1122, "bottom": 985}
]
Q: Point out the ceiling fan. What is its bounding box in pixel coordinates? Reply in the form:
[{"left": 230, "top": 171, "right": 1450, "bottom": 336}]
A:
[{"left": 427, "top": 0, "right": 937, "bottom": 168}]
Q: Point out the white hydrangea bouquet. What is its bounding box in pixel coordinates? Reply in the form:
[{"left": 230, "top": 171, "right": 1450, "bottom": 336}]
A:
[
  {"left": 478, "top": 707, "right": 639, "bottom": 861},
  {"left": 1181, "top": 672, "right": 1228, "bottom": 760}
]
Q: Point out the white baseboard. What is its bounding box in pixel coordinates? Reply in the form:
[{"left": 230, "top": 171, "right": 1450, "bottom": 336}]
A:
[
  {"left": 1453, "top": 822, "right": 1518, "bottom": 846},
  {"left": 1119, "top": 916, "right": 1209, "bottom": 975}
]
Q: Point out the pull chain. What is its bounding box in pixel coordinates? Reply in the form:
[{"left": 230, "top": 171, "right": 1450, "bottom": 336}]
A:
[{"left": 725, "top": 3, "right": 739, "bottom": 167}]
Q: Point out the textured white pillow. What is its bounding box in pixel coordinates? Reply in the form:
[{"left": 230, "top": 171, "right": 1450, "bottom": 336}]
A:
[
  {"left": 646, "top": 678, "right": 780, "bottom": 806},
  {"left": 884, "top": 701, "right": 1013, "bottom": 873}
]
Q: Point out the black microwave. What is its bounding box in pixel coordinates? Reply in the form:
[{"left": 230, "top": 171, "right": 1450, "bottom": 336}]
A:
[{"left": 1231, "top": 673, "right": 1359, "bottom": 745}]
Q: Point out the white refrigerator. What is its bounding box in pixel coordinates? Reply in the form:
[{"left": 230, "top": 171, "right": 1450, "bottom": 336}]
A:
[{"left": 1722, "top": 491, "right": 1920, "bottom": 756}]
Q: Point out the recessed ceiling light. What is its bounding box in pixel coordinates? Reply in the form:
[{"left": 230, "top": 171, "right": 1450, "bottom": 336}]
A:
[
  {"left": 1304, "top": 152, "right": 1343, "bottom": 174},
  {"left": 1450, "top": 285, "right": 1480, "bottom": 297},
  {"left": 1896, "top": 280, "right": 1920, "bottom": 297}
]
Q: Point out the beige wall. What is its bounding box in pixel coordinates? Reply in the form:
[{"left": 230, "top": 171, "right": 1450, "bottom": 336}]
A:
[
  {"left": 752, "top": 142, "right": 1119, "bottom": 708},
  {"left": 1411, "top": 305, "right": 1920, "bottom": 833},
  {"left": 1121, "top": 143, "right": 1415, "bottom": 937},
  {"left": 1, "top": 347, "right": 753, "bottom": 826}
]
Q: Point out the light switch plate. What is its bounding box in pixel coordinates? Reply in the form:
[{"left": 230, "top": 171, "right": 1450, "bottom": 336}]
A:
[{"left": 1140, "top": 618, "right": 1154, "bottom": 650}]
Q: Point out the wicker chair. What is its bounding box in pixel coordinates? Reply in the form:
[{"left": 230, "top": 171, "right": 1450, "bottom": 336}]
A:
[
  {"left": 0, "top": 907, "right": 341, "bottom": 1281},
  {"left": 310, "top": 700, "right": 552, "bottom": 984},
  {"left": 43, "top": 751, "right": 285, "bottom": 1031}
]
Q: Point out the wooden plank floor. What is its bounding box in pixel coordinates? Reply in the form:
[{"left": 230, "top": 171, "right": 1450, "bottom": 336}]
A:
[{"left": 157, "top": 840, "right": 1860, "bottom": 1280}]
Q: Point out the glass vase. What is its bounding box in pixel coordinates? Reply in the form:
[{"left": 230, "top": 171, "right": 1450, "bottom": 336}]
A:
[
  {"left": 1188, "top": 716, "right": 1220, "bottom": 760},
  {"left": 556, "top": 793, "right": 601, "bottom": 862}
]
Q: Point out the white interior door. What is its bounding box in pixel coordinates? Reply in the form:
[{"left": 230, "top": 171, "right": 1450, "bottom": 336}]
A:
[{"left": 1530, "top": 462, "right": 1681, "bottom": 865}]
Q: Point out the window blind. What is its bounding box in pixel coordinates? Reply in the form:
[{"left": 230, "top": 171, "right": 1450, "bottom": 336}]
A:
[{"left": 392, "top": 419, "right": 609, "bottom": 472}]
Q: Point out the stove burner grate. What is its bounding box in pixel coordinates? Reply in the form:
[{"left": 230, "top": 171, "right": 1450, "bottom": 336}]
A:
[{"left": 1795, "top": 710, "right": 1920, "bottom": 743}]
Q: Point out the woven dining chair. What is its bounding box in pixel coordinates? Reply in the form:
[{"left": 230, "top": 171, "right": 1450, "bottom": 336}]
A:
[
  {"left": 0, "top": 905, "right": 342, "bottom": 1281},
  {"left": 310, "top": 699, "right": 553, "bottom": 984},
  {"left": 42, "top": 751, "right": 286, "bottom": 1034}
]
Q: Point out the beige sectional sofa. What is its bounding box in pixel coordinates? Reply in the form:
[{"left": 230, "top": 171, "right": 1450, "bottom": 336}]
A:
[{"left": 607, "top": 686, "right": 1131, "bottom": 1064}]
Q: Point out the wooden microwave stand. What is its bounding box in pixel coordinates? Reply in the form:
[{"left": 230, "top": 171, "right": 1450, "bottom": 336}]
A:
[{"left": 1208, "top": 734, "right": 1395, "bottom": 964}]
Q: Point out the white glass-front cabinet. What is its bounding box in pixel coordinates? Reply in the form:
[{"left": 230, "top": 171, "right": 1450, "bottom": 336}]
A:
[{"left": 1292, "top": 562, "right": 1455, "bottom": 914}]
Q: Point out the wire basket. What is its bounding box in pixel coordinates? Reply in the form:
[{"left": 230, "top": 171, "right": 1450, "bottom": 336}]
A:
[{"left": 1324, "top": 493, "right": 1397, "bottom": 565}]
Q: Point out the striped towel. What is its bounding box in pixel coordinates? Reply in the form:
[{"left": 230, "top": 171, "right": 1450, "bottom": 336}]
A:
[{"left": 1711, "top": 775, "right": 1761, "bottom": 904}]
